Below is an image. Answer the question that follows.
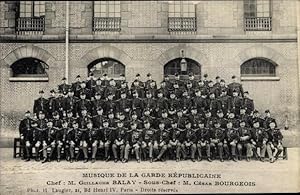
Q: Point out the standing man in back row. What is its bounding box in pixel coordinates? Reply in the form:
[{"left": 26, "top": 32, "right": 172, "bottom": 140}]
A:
[{"left": 228, "top": 75, "right": 244, "bottom": 97}]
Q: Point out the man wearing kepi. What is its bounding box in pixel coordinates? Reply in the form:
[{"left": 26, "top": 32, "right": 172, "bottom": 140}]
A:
[
  {"left": 141, "top": 120, "right": 157, "bottom": 163},
  {"left": 153, "top": 121, "right": 170, "bottom": 162},
  {"left": 181, "top": 121, "right": 197, "bottom": 162},
  {"left": 112, "top": 120, "right": 127, "bottom": 163},
  {"left": 19, "top": 110, "right": 34, "bottom": 160},
  {"left": 237, "top": 120, "right": 253, "bottom": 161},
  {"left": 196, "top": 120, "right": 212, "bottom": 162},
  {"left": 124, "top": 122, "right": 143, "bottom": 163}
]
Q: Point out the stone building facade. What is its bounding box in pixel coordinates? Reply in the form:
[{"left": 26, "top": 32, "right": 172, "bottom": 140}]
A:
[{"left": 0, "top": 1, "right": 299, "bottom": 138}]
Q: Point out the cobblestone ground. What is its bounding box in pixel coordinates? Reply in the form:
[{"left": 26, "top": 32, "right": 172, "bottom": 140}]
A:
[{"left": 0, "top": 148, "right": 299, "bottom": 194}]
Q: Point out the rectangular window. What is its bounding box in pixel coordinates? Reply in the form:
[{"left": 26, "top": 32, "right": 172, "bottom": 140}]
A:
[
  {"left": 17, "top": 1, "right": 45, "bottom": 34},
  {"left": 168, "top": 1, "right": 197, "bottom": 33},
  {"left": 244, "top": 0, "right": 272, "bottom": 31},
  {"left": 93, "top": 1, "right": 121, "bottom": 32}
]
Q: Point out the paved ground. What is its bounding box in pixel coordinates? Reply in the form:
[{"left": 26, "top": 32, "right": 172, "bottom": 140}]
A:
[{"left": 0, "top": 148, "right": 299, "bottom": 194}]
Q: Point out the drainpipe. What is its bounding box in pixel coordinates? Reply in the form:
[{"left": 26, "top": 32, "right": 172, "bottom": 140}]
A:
[
  {"left": 65, "top": 1, "right": 69, "bottom": 83},
  {"left": 297, "top": 0, "right": 300, "bottom": 125}
]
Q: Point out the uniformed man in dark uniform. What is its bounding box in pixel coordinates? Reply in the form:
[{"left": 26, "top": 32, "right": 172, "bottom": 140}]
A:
[
  {"left": 163, "top": 75, "right": 173, "bottom": 91},
  {"left": 219, "top": 79, "right": 229, "bottom": 95},
  {"left": 204, "top": 110, "right": 215, "bottom": 128},
  {"left": 173, "top": 73, "right": 184, "bottom": 88},
  {"left": 192, "top": 89, "right": 206, "bottom": 116},
  {"left": 216, "top": 110, "right": 228, "bottom": 129},
  {"left": 41, "top": 121, "right": 57, "bottom": 163},
  {"left": 168, "top": 120, "right": 185, "bottom": 162},
  {"left": 86, "top": 120, "right": 100, "bottom": 163},
  {"left": 250, "top": 121, "right": 269, "bottom": 162},
  {"left": 158, "top": 110, "right": 172, "bottom": 129},
  {"left": 116, "top": 81, "right": 130, "bottom": 99},
  {"left": 181, "top": 121, "right": 197, "bottom": 162},
  {"left": 72, "top": 75, "right": 82, "bottom": 98},
  {"left": 102, "top": 120, "right": 114, "bottom": 161},
  {"left": 68, "top": 121, "right": 82, "bottom": 163},
  {"left": 187, "top": 72, "right": 197, "bottom": 88},
  {"left": 19, "top": 111, "right": 34, "bottom": 160},
  {"left": 128, "top": 110, "right": 143, "bottom": 129},
  {"left": 203, "top": 73, "right": 209, "bottom": 87},
  {"left": 210, "top": 121, "right": 226, "bottom": 162},
  {"left": 105, "top": 79, "right": 118, "bottom": 100},
  {"left": 226, "top": 121, "right": 239, "bottom": 162},
  {"left": 124, "top": 122, "right": 143, "bottom": 163},
  {"left": 141, "top": 108, "right": 156, "bottom": 128},
  {"left": 238, "top": 107, "right": 251, "bottom": 127},
  {"left": 175, "top": 109, "right": 187, "bottom": 130},
  {"left": 145, "top": 73, "right": 157, "bottom": 90},
  {"left": 218, "top": 89, "right": 232, "bottom": 115},
  {"left": 196, "top": 80, "right": 209, "bottom": 97},
  {"left": 251, "top": 110, "right": 265, "bottom": 128},
  {"left": 117, "top": 90, "right": 131, "bottom": 118},
  {"left": 79, "top": 81, "right": 92, "bottom": 100},
  {"left": 159, "top": 81, "right": 170, "bottom": 99},
  {"left": 196, "top": 120, "right": 212, "bottom": 162},
  {"left": 47, "top": 90, "right": 57, "bottom": 118},
  {"left": 55, "top": 120, "right": 69, "bottom": 162},
  {"left": 130, "top": 91, "right": 143, "bottom": 118},
  {"left": 72, "top": 121, "right": 84, "bottom": 162},
  {"left": 35, "top": 111, "right": 48, "bottom": 161},
  {"left": 213, "top": 76, "right": 221, "bottom": 97},
  {"left": 101, "top": 73, "right": 110, "bottom": 87},
  {"left": 112, "top": 120, "right": 127, "bottom": 163},
  {"left": 143, "top": 91, "right": 156, "bottom": 116},
  {"left": 93, "top": 78, "right": 105, "bottom": 98},
  {"left": 226, "top": 111, "right": 239, "bottom": 128},
  {"left": 263, "top": 110, "right": 277, "bottom": 129},
  {"left": 92, "top": 107, "right": 105, "bottom": 128},
  {"left": 267, "top": 122, "right": 283, "bottom": 162},
  {"left": 75, "top": 117, "right": 88, "bottom": 163},
  {"left": 208, "top": 93, "right": 221, "bottom": 117},
  {"left": 65, "top": 89, "right": 78, "bottom": 116},
  {"left": 33, "top": 90, "right": 48, "bottom": 118},
  {"left": 76, "top": 92, "right": 91, "bottom": 116},
  {"left": 237, "top": 120, "right": 252, "bottom": 161},
  {"left": 180, "top": 90, "right": 192, "bottom": 111},
  {"left": 141, "top": 120, "right": 157, "bottom": 162},
  {"left": 116, "top": 74, "right": 126, "bottom": 89},
  {"left": 153, "top": 122, "right": 170, "bottom": 162},
  {"left": 228, "top": 75, "right": 244, "bottom": 97},
  {"left": 58, "top": 77, "right": 71, "bottom": 94},
  {"left": 231, "top": 90, "right": 243, "bottom": 116},
  {"left": 172, "top": 82, "right": 183, "bottom": 99},
  {"left": 243, "top": 91, "right": 254, "bottom": 115},
  {"left": 188, "top": 107, "right": 202, "bottom": 129},
  {"left": 90, "top": 92, "right": 103, "bottom": 115},
  {"left": 147, "top": 81, "right": 158, "bottom": 98},
  {"left": 86, "top": 72, "right": 97, "bottom": 91}
]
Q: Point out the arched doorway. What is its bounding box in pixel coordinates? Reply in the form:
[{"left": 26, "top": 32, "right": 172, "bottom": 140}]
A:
[
  {"left": 87, "top": 58, "right": 125, "bottom": 79},
  {"left": 164, "top": 58, "right": 201, "bottom": 80}
]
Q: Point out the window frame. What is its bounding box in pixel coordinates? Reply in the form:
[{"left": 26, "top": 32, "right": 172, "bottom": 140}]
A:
[
  {"left": 168, "top": 1, "right": 197, "bottom": 32},
  {"left": 9, "top": 58, "right": 49, "bottom": 82},
  {"left": 19, "top": 1, "right": 45, "bottom": 18},
  {"left": 164, "top": 58, "right": 201, "bottom": 80},
  {"left": 240, "top": 58, "right": 279, "bottom": 81},
  {"left": 88, "top": 58, "right": 125, "bottom": 80},
  {"left": 244, "top": 0, "right": 272, "bottom": 31}
]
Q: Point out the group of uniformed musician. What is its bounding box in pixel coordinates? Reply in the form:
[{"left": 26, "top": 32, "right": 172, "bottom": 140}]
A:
[{"left": 19, "top": 72, "right": 284, "bottom": 163}]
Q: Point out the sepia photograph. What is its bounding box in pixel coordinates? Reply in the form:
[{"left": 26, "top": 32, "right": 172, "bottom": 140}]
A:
[{"left": 0, "top": 0, "right": 299, "bottom": 194}]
